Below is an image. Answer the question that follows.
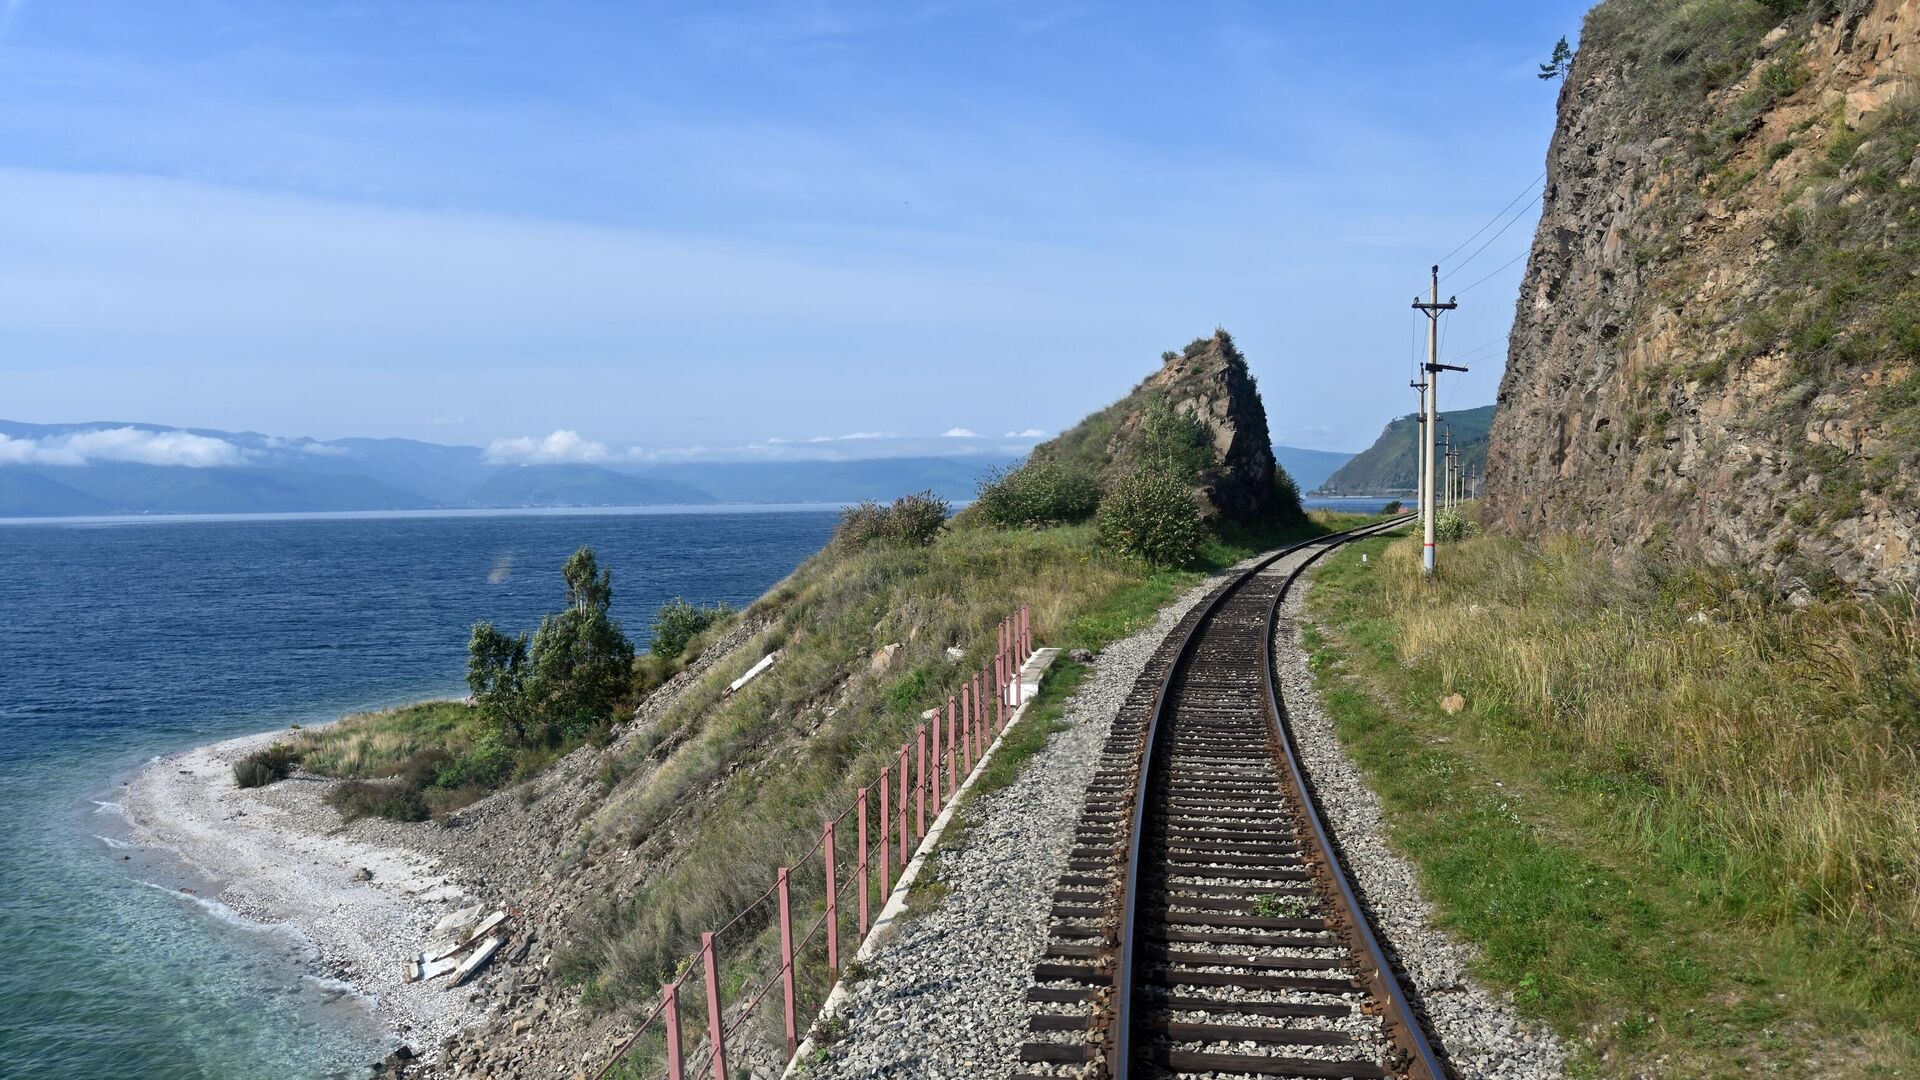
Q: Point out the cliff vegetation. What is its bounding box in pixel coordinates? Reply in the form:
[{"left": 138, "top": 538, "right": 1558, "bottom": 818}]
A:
[{"left": 1489, "top": 0, "right": 1920, "bottom": 593}]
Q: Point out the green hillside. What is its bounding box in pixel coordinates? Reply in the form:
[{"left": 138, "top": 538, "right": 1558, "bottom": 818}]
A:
[{"left": 1314, "top": 404, "right": 1494, "bottom": 496}]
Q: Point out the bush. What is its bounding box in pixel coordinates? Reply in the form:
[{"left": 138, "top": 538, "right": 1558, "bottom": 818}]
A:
[
  {"left": 1435, "top": 508, "right": 1478, "bottom": 542},
  {"left": 1097, "top": 470, "right": 1206, "bottom": 567},
  {"left": 974, "top": 460, "right": 1100, "bottom": 528},
  {"left": 233, "top": 743, "right": 299, "bottom": 788},
  {"left": 833, "top": 491, "right": 950, "bottom": 551},
  {"left": 1139, "top": 396, "right": 1216, "bottom": 480},
  {"left": 326, "top": 779, "right": 429, "bottom": 822},
  {"left": 1382, "top": 499, "right": 1404, "bottom": 514},
  {"left": 649, "top": 598, "right": 732, "bottom": 660}
]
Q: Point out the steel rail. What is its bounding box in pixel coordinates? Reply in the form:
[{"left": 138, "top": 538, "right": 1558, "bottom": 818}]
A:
[{"left": 1103, "top": 515, "right": 1439, "bottom": 1079}]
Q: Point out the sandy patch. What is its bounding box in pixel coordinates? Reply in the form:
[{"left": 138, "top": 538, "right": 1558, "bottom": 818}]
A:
[{"left": 120, "top": 725, "right": 485, "bottom": 1063}]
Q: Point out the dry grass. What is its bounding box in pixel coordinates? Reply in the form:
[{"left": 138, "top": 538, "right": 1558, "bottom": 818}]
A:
[
  {"left": 1371, "top": 529, "right": 1920, "bottom": 958},
  {"left": 1308, "top": 526, "right": 1920, "bottom": 1073},
  {"left": 291, "top": 701, "right": 474, "bottom": 779}
]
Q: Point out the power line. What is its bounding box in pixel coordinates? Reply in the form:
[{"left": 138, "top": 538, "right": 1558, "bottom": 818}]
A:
[
  {"left": 1456, "top": 248, "right": 1531, "bottom": 296},
  {"left": 1441, "top": 184, "right": 1543, "bottom": 282},
  {"left": 1434, "top": 170, "right": 1545, "bottom": 268}
]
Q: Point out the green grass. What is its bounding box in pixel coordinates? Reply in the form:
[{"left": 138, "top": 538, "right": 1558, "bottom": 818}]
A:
[
  {"left": 1304, "top": 527, "right": 1920, "bottom": 1077},
  {"left": 285, "top": 700, "right": 559, "bottom": 819}
]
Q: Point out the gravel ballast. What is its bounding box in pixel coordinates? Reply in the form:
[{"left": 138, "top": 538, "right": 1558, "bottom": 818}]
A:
[
  {"left": 809, "top": 569, "right": 1230, "bottom": 1079},
  {"left": 1275, "top": 570, "right": 1569, "bottom": 1080}
]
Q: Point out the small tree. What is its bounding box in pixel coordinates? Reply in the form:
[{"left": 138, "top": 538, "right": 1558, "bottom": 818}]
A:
[
  {"left": 468, "top": 621, "right": 533, "bottom": 745},
  {"left": 649, "top": 598, "right": 732, "bottom": 659},
  {"left": 1539, "top": 36, "right": 1573, "bottom": 81},
  {"left": 525, "top": 547, "right": 636, "bottom": 742},
  {"left": 1139, "top": 396, "right": 1216, "bottom": 480},
  {"left": 1097, "top": 469, "right": 1206, "bottom": 567}
]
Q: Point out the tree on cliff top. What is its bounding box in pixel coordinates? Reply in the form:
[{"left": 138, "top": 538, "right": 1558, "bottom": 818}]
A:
[{"left": 1539, "top": 35, "right": 1573, "bottom": 81}]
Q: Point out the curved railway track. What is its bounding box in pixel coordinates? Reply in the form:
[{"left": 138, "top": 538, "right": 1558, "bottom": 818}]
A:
[{"left": 1018, "top": 517, "right": 1447, "bottom": 1080}]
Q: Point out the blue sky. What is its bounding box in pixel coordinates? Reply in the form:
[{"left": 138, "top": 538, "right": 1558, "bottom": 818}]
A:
[{"left": 0, "top": 0, "right": 1588, "bottom": 460}]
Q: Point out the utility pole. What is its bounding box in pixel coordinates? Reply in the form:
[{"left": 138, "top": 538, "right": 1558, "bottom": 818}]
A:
[
  {"left": 1442, "top": 426, "right": 1454, "bottom": 512},
  {"left": 1413, "top": 265, "right": 1461, "bottom": 575},
  {"left": 1410, "top": 379, "right": 1428, "bottom": 515}
]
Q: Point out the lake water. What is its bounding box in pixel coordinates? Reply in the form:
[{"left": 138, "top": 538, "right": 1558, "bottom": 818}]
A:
[{"left": 0, "top": 508, "right": 839, "bottom": 1080}]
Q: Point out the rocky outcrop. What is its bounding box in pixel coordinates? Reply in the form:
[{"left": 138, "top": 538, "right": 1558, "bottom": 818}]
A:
[
  {"left": 1488, "top": 0, "right": 1920, "bottom": 593},
  {"left": 1032, "top": 330, "right": 1284, "bottom": 523}
]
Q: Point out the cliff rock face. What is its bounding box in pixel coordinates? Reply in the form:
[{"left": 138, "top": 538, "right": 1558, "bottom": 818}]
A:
[
  {"left": 1488, "top": 0, "right": 1920, "bottom": 593},
  {"left": 1032, "top": 330, "right": 1281, "bottom": 522}
]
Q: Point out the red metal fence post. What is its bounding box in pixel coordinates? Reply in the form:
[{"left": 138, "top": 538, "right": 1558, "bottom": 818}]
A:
[
  {"left": 961, "top": 682, "right": 973, "bottom": 775},
  {"left": 777, "top": 867, "right": 798, "bottom": 1056},
  {"left": 915, "top": 727, "right": 927, "bottom": 839},
  {"left": 701, "top": 932, "right": 727, "bottom": 1080},
  {"left": 897, "top": 745, "right": 910, "bottom": 860},
  {"left": 877, "top": 770, "right": 892, "bottom": 899},
  {"left": 952, "top": 699, "right": 967, "bottom": 791},
  {"left": 932, "top": 706, "right": 945, "bottom": 812},
  {"left": 823, "top": 819, "right": 839, "bottom": 974},
  {"left": 663, "top": 981, "right": 684, "bottom": 1080},
  {"left": 978, "top": 669, "right": 990, "bottom": 752},
  {"left": 857, "top": 787, "right": 871, "bottom": 938}
]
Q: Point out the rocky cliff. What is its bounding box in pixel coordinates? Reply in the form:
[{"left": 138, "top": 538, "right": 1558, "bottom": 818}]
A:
[
  {"left": 1030, "top": 330, "right": 1287, "bottom": 522},
  {"left": 1488, "top": 0, "right": 1920, "bottom": 593}
]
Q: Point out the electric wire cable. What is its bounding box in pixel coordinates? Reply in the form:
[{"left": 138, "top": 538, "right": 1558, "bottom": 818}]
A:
[
  {"left": 1433, "top": 169, "right": 1545, "bottom": 269},
  {"left": 1456, "top": 248, "right": 1531, "bottom": 296}
]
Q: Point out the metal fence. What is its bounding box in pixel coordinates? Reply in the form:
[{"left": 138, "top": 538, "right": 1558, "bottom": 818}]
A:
[{"left": 595, "top": 605, "right": 1036, "bottom": 1080}]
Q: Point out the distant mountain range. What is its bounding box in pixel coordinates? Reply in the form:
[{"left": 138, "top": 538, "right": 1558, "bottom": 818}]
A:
[
  {"left": 1313, "top": 405, "right": 1494, "bottom": 496},
  {"left": 0, "top": 418, "right": 1354, "bottom": 517}
]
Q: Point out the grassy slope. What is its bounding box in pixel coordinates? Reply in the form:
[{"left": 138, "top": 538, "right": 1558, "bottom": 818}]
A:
[
  {"left": 1315, "top": 405, "right": 1493, "bottom": 496},
  {"left": 1304, "top": 525, "right": 1918, "bottom": 1077}
]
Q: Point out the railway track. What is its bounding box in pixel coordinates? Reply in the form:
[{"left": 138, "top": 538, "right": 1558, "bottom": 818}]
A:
[{"left": 1017, "top": 517, "right": 1447, "bottom": 1080}]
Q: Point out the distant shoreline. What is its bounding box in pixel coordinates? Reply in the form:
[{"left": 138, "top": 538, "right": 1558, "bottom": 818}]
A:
[{"left": 0, "top": 501, "right": 856, "bottom": 528}]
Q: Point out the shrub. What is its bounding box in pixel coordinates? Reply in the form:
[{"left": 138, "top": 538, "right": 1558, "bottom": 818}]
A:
[
  {"left": 832, "top": 491, "right": 950, "bottom": 551},
  {"left": 649, "top": 599, "right": 732, "bottom": 660},
  {"left": 326, "top": 779, "right": 429, "bottom": 822},
  {"left": 233, "top": 743, "right": 299, "bottom": 788},
  {"left": 1139, "top": 396, "right": 1217, "bottom": 480},
  {"left": 974, "top": 460, "right": 1100, "bottom": 528},
  {"left": 1435, "top": 508, "right": 1478, "bottom": 542},
  {"left": 1097, "top": 469, "right": 1206, "bottom": 567},
  {"left": 1382, "top": 499, "right": 1404, "bottom": 514}
]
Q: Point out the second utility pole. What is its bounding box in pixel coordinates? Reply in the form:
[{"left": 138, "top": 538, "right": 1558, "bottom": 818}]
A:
[{"left": 1413, "top": 265, "right": 1461, "bottom": 575}]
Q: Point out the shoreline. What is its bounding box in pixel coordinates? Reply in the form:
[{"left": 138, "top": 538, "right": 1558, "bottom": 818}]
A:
[{"left": 115, "top": 720, "right": 486, "bottom": 1069}]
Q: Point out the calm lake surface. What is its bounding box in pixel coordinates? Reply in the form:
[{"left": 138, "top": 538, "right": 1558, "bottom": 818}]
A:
[{"left": 0, "top": 507, "right": 838, "bottom": 1080}]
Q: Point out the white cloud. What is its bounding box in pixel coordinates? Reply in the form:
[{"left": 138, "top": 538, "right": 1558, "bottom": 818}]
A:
[
  {"left": 484, "top": 429, "right": 609, "bottom": 464},
  {"left": 1003, "top": 428, "right": 1047, "bottom": 438},
  {"left": 803, "top": 431, "right": 893, "bottom": 443},
  {"left": 0, "top": 433, "right": 82, "bottom": 465},
  {"left": 299, "top": 442, "right": 349, "bottom": 456},
  {"left": 0, "top": 427, "right": 247, "bottom": 467},
  {"left": 940, "top": 427, "right": 980, "bottom": 438}
]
